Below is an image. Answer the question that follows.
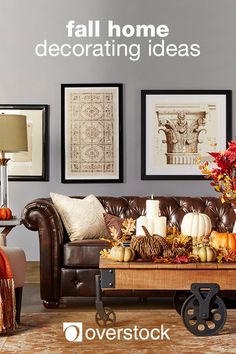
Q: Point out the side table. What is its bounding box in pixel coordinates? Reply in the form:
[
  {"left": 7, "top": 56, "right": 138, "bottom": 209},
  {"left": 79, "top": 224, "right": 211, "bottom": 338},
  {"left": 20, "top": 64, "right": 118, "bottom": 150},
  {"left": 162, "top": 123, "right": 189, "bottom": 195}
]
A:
[
  {"left": 0, "top": 218, "right": 22, "bottom": 246},
  {"left": 0, "top": 217, "right": 25, "bottom": 324}
]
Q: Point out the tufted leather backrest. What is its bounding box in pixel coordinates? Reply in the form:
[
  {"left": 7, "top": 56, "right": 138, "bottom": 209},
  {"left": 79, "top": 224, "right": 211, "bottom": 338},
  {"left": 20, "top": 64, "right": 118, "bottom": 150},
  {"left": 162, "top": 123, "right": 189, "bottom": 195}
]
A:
[
  {"left": 22, "top": 195, "right": 236, "bottom": 246},
  {"left": 97, "top": 196, "right": 235, "bottom": 233}
]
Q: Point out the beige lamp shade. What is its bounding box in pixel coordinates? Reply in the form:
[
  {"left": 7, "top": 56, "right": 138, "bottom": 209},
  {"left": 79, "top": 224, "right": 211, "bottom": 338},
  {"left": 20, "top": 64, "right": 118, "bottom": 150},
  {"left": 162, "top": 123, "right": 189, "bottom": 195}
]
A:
[{"left": 0, "top": 114, "right": 28, "bottom": 152}]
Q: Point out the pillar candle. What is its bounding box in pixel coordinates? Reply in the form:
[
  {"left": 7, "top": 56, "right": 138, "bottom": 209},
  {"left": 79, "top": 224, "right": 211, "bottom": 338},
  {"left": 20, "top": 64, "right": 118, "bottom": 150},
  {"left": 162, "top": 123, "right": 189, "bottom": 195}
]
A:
[
  {"left": 148, "top": 218, "right": 154, "bottom": 236},
  {"left": 136, "top": 216, "right": 148, "bottom": 236},
  {"left": 146, "top": 199, "right": 160, "bottom": 219},
  {"left": 153, "top": 216, "right": 167, "bottom": 237}
]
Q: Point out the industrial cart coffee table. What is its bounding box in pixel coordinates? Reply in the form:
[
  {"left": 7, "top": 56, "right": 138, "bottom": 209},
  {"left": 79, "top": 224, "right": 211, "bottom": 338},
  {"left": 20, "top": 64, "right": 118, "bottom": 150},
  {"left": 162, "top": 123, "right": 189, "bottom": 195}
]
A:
[{"left": 95, "top": 257, "right": 236, "bottom": 336}]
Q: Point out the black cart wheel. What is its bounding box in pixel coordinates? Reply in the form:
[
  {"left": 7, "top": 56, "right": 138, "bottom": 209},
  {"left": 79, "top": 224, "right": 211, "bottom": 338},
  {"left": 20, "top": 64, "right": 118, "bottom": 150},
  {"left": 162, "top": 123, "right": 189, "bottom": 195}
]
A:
[
  {"left": 181, "top": 293, "right": 227, "bottom": 336},
  {"left": 173, "top": 291, "right": 191, "bottom": 315},
  {"left": 95, "top": 307, "right": 116, "bottom": 328}
]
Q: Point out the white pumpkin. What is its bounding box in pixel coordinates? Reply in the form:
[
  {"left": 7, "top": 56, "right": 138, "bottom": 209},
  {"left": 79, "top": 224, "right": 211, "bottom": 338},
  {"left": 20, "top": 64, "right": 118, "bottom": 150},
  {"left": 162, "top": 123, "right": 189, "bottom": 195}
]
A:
[{"left": 181, "top": 212, "right": 212, "bottom": 244}]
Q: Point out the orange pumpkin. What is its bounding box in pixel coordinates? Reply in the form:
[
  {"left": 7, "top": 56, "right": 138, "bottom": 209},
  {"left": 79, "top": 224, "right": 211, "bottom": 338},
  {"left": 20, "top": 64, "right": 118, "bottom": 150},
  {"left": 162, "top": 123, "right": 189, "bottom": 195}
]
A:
[
  {"left": 210, "top": 230, "right": 236, "bottom": 250},
  {"left": 0, "top": 207, "right": 12, "bottom": 220}
]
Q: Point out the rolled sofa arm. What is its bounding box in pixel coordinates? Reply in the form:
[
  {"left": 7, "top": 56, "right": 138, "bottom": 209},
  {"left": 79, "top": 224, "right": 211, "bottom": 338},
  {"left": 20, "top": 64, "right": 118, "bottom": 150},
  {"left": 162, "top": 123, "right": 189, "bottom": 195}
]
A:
[{"left": 22, "top": 198, "right": 64, "bottom": 305}]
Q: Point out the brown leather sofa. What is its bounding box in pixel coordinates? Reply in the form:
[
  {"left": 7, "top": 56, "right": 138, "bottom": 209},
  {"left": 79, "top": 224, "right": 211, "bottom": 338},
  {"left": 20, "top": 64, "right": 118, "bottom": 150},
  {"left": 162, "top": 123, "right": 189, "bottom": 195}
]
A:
[{"left": 22, "top": 196, "right": 235, "bottom": 308}]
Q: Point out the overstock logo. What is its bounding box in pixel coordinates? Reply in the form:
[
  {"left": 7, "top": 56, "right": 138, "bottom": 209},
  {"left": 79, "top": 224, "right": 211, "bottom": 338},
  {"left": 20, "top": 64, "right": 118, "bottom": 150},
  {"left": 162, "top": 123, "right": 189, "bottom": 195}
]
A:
[
  {"left": 63, "top": 322, "right": 83, "bottom": 342},
  {"left": 63, "top": 322, "right": 170, "bottom": 342}
]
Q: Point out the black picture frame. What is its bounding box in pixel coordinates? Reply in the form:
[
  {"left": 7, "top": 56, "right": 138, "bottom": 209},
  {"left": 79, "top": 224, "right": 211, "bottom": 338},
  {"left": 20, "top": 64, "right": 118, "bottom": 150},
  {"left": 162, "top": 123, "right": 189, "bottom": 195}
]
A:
[
  {"left": 141, "top": 90, "right": 232, "bottom": 180},
  {"left": 0, "top": 104, "right": 49, "bottom": 181},
  {"left": 61, "top": 83, "right": 123, "bottom": 183}
]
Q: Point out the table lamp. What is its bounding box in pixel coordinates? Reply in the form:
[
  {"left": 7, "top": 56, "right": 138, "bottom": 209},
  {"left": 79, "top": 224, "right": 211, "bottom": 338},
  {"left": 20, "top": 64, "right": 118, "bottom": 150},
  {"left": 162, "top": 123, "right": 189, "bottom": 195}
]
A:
[{"left": 0, "top": 114, "right": 28, "bottom": 207}]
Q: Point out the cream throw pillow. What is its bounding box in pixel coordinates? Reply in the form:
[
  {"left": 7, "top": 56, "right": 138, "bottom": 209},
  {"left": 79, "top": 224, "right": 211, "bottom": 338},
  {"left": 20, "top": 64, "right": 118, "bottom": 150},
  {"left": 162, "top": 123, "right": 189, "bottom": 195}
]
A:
[{"left": 50, "top": 193, "right": 107, "bottom": 241}]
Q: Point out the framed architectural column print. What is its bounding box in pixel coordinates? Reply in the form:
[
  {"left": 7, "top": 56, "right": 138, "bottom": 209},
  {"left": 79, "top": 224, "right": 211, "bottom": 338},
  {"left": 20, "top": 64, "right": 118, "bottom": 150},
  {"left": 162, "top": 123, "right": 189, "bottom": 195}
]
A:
[
  {"left": 141, "top": 90, "right": 232, "bottom": 180},
  {"left": 0, "top": 104, "right": 49, "bottom": 181},
  {"left": 61, "top": 83, "right": 123, "bottom": 183}
]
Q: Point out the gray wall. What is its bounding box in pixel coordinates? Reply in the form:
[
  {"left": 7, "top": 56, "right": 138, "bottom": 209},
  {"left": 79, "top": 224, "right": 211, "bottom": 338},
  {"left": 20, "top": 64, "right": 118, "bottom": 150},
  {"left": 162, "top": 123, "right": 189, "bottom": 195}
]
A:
[{"left": 1, "top": 0, "right": 235, "bottom": 260}]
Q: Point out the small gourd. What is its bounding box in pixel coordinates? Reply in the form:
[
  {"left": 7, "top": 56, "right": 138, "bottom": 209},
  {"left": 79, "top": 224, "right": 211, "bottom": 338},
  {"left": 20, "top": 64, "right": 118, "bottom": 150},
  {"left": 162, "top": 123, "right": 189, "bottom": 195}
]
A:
[
  {"left": 181, "top": 212, "right": 212, "bottom": 245},
  {"left": 110, "top": 246, "right": 136, "bottom": 262},
  {"left": 210, "top": 230, "right": 236, "bottom": 251},
  {"left": 192, "top": 245, "right": 217, "bottom": 262}
]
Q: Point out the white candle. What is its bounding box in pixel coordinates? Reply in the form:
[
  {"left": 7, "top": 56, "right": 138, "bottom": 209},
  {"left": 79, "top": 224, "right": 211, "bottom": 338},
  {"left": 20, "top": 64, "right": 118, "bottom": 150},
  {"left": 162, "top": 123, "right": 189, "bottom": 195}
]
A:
[
  {"left": 153, "top": 216, "right": 167, "bottom": 237},
  {"left": 148, "top": 218, "right": 154, "bottom": 235},
  {"left": 136, "top": 216, "right": 148, "bottom": 236},
  {"left": 146, "top": 199, "right": 160, "bottom": 219}
]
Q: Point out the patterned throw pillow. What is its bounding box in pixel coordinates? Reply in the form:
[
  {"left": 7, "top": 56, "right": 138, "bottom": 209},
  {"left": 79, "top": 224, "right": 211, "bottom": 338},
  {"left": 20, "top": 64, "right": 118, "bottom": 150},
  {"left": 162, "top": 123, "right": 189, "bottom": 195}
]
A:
[{"left": 50, "top": 193, "right": 108, "bottom": 241}]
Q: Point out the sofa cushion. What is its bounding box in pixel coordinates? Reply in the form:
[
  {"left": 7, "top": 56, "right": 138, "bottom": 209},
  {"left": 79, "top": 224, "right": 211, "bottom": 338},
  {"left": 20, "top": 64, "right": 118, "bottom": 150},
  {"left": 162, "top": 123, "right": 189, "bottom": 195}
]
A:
[
  {"left": 63, "top": 240, "right": 111, "bottom": 268},
  {"left": 50, "top": 193, "right": 108, "bottom": 241}
]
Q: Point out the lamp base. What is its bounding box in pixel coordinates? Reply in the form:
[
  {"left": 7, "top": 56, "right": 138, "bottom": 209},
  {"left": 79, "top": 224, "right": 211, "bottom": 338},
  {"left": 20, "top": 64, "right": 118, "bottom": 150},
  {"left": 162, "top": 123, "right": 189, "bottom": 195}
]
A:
[{"left": 0, "top": 157, "right": 9, "bottom": 208}]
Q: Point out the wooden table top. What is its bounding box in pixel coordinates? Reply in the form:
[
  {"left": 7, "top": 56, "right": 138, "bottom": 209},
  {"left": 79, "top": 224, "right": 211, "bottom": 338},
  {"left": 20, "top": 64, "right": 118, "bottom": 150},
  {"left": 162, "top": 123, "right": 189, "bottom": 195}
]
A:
[{"left": 99, "top": 257, "right": 236, "bottom": 270}]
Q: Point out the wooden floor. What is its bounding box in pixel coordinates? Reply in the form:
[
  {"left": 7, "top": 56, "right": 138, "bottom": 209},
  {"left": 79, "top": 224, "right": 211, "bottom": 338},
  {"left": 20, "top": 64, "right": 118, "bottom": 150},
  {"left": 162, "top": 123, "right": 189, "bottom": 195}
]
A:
[{"left": 25, "top": 261, "right": 40, "bottom": 283}]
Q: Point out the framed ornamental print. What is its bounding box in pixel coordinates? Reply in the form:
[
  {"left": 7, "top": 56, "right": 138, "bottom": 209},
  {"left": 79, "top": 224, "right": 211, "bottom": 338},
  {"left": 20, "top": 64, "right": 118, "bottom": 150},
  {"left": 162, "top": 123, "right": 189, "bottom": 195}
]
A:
[
  {"left": 61, "top": 83, "right": 123, "bottom": 183},
  {"left": 141, "top": 90, "right": 232, "bottom": 180}
]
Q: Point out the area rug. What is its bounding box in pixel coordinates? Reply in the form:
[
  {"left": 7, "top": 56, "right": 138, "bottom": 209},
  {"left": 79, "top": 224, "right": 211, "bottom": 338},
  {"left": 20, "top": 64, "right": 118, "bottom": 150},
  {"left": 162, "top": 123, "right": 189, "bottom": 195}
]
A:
[{"left": 1, "top": 309, "right": 236, "bottom": 353}]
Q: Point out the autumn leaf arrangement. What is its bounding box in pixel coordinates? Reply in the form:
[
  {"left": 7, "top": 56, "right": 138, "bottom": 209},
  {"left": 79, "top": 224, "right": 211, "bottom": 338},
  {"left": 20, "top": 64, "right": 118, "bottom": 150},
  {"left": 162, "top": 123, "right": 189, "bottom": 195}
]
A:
[
  {"left": 100, "top": 219, "right": 236, "bottom": 264},
  {"left": 100, "top": 223, "right": 193, "bottom": 263},
  {"left": 199, "top": 140, "right": 236, "bottom": 204},
  {"left": 109, "top": 218, "right": 136, "bottom": 244},
  {"left": 100, "top": 221, "right": 195, "bottom": 263},
  {"left": 100, "top": 218, "right": 136, "bottom": 258},
  {"left": 161, "top": 228, "right": 236, "bottom": 264}
]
